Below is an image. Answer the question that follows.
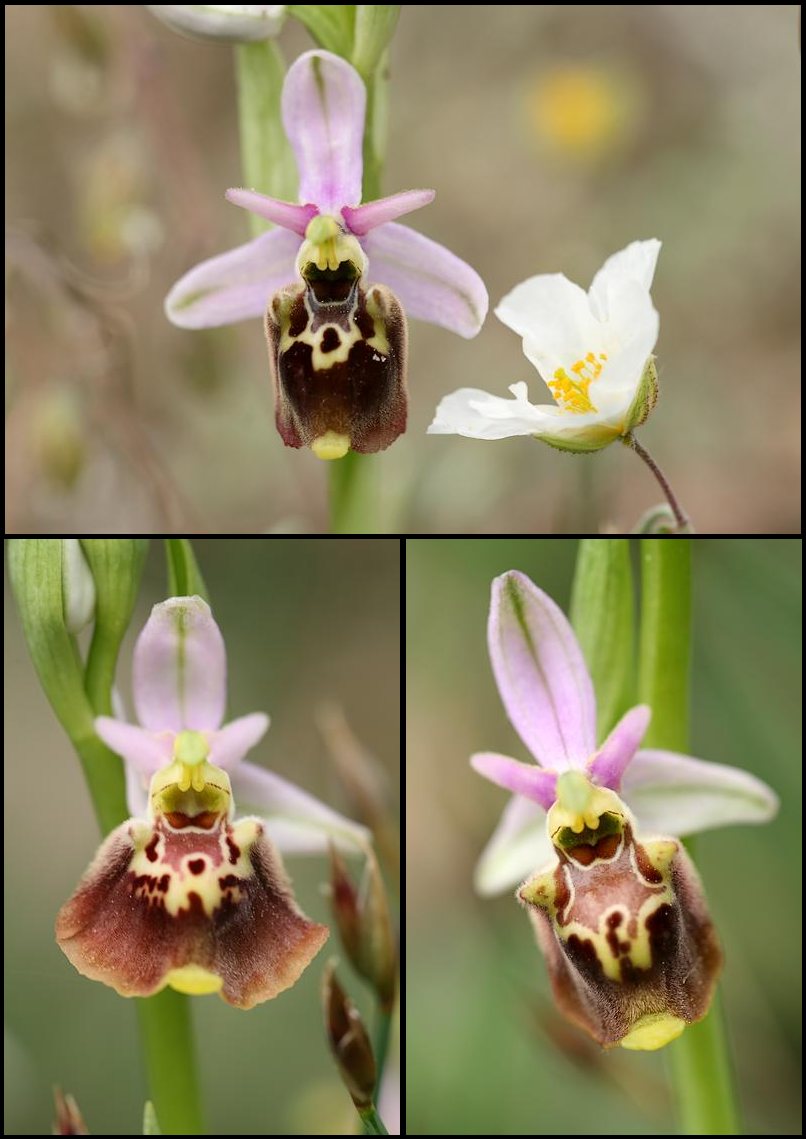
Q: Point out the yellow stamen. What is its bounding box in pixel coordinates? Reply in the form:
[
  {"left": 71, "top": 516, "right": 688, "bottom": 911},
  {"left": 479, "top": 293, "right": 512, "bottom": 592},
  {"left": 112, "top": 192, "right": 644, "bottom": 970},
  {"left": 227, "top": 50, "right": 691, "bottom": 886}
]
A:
[
  {"left": 311, "top": 432, "right": 350, "bottom": 461},
  {"left": 549, "top": 350, "right": 607, "bottom": 414}
]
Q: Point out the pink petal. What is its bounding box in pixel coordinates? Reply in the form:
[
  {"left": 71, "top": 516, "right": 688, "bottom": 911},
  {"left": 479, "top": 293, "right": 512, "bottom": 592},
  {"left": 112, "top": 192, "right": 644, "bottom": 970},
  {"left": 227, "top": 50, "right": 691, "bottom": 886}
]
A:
[
  {"left": 470, "top": 753, "right": 557, "bottom": 810},
  {"left": 165, "top": 226, "right": 301, "bottom": 329},
  {"left": 209, "top": 713, "right": 270, "bottom": 770},
  {"left": 231, "top": 762, "right": 370, "bottom": 853},
  {"left": 475, "top": 794, "right": 551, "bottom": 896},
  {"left": 225, "top": 189, "right": 319, "bottom": 236},
  {"left": 488, "top": 571, "right": 597, "bottom": 771},
  {"left": 586, "top": 704, "right": 651, "bottom": 791},
  {"left": 623, "top": 750, "right": 779, "bottom": 837},
  {"left": 342, "top": 189, "right": 435, "bottom": 235},
  {"left": 133, "top": 597, "right": 227, "bottom": 733},
  {"left": 362, "top": 222, "right": 488, "bottom": 338},
  {"left": 94, "top": 717, "right": 172, "bottom": 775},
  {"left": 283, "top": 50, "right": 364, "bottom": 213}
]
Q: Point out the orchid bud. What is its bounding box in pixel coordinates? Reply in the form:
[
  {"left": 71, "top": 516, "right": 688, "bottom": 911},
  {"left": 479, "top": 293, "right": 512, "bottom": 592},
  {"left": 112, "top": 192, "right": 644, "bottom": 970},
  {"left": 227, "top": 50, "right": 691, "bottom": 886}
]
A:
[
  {"left": 329, "top": 846, "right": 397, "bottom": 1010},
  {"left": 322, "top": 961, "right": 376, "bottom": 1111},
  {"left": 53, "top": 1088, "right": 88, "bottom": 1135},
  {"left": 147, "top": 5, "right": 287, "bottom": 43},
  {"left": 62, "top": 540, "right": 96, "bottom": 635},
  {"left": 518, "top": 771, "right": 722, "bottom": 1051}
]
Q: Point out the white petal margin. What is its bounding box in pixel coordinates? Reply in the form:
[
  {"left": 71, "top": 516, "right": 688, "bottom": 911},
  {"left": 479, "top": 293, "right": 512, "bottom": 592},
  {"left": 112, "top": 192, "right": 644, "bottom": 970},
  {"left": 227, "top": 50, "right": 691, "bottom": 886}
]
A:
[
  {"left": 428, "top": 382, "right": 621, "bottom": 441},
  {"left": 588, "top": 239, "right": 661, "bottom": 321},
  {"left": 231, "top": 762, "right": 371, "bottom": 854},
  {"left": 622, "top": 750, "right": 779, "bottom": 837},
  {"left": 474, "top": 794, "right": 553, "bottom": 896},
  {"left": 429, "top": 383, "right": 552, "bottom": 439}
]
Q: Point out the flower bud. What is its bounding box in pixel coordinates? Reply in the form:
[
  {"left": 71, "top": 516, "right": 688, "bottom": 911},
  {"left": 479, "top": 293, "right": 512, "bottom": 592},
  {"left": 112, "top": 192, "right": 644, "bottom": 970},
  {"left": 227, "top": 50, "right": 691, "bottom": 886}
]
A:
[
  {"left": 329, "top": 846, "right": 397, "bottom": 1010},
  {"left": 53, "top": 1087, "right": 88, "bottom": 1135},
  {"left": 62, "top": 540, "right": 96, "bottom": 635},
  {"left": 147, "top": 5, "right": 286, "bottom": 43},
  {"left": 322, "top": 961, "right": 376, "bottom": 1110}
]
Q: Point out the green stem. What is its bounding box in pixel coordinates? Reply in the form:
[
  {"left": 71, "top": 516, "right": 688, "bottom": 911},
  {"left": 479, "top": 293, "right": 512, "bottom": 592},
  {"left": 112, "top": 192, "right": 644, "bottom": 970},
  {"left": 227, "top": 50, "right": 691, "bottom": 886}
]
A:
[
  {"left": 329, "top": 450, "right": 372, "bottom": 532},
  {"left": 372, "top": 1005, "right": 392, "bottom": 1101},
  {"left": 137, "top": 992, "right": 204, "bottom": 1136},
  {"left": 637, "top": 539, "right": 740, "bottom": 1135},
  {"left": 235, "top": 39, "right": 294, "bottom": 234},
  {"left": 358, "top": 1104, "right": 389, "bottom": 1135}
]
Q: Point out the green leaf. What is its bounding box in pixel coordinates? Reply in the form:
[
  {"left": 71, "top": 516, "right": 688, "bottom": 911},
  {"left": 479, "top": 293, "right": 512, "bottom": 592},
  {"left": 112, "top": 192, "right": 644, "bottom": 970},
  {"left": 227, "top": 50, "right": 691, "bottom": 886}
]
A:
[
  {"left": 288, "top": 5, "right": 356, "bottom": 56},
  {"left": 165, "top": 540, "right": 209, "bottom": 602},
  {"left": 570, "top": 539, "right": 635, "bottom": 742},
  {"left": 351, "top": 6, "right": 400, "bottom": 78},
  {"left": 81, "top": 540, "right": 150, "bottom": 717}
]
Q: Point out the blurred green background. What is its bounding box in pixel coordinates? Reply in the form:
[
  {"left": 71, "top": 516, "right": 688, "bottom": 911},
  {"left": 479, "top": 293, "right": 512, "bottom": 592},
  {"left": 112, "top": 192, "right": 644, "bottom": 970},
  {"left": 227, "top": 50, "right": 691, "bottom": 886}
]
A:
[
  {"left": 406, "top": 538, "right": 801, "bottom": 1134},
  {"left": 5, "top": 6, "right": 801, "bottom": 533},
  {"left": 4, "top": 539, "right": 400, "bottom": 1136}
]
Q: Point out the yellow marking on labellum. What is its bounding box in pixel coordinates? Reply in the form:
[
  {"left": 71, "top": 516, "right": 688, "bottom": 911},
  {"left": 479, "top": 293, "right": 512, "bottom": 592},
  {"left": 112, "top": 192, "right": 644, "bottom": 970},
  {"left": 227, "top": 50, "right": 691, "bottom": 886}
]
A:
[
  {"left": 311, "top": 431, "right": 350, "bottom": 461},
  {"left": 281, "top": 281, "right": 390, "bottom": 374},
  {"left": 620, "top": 1012, "right": 686, "bottom": 1051},
  {"left": 129, "top": 816, "right": 262, "bottom": 918},
  {"left": 166, "top": 964, "right": 224, "bottom": 996},
  {"left": 549, "top": 351, "right": 607, "bottom": 413}
]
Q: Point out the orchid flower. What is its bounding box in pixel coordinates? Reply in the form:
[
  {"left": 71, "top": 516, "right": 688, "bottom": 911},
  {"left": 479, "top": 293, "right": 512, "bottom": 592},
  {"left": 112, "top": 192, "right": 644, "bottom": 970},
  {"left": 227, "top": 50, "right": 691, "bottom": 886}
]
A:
[
  {"left": 56, "top": 595, "right": 369, "bottom": 1008},
  {"left": 166, "top": 50, "right": 488, "bottom": 457},
  {"left": 472, "top": 571, "right": 778, "bottom": 1049},
  {"left": 429, "top": 240, "right": 660, "bottom": 452}
]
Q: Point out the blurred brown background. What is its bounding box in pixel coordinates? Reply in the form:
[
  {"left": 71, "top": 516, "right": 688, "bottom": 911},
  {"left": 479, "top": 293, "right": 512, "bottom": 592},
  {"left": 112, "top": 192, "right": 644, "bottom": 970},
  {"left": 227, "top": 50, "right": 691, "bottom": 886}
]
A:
[{"left": 5, "top": 6, "right": 801, "bottom": 533}]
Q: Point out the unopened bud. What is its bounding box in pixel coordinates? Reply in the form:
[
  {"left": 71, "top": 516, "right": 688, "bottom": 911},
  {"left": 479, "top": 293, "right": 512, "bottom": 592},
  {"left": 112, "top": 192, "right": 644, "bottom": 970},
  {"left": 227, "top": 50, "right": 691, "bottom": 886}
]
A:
[
  {"left": 329, "top": 846, "right": 396, "bottom": 1011},
  {"left": 53, "top": 1087, "right": 88, "bottom": 1135},
  {"left": 322, "top": 961, "right": 376, "bottom": 1110},
  {"left": 147, "top": 5, "right": 286, "bottom": 43}
]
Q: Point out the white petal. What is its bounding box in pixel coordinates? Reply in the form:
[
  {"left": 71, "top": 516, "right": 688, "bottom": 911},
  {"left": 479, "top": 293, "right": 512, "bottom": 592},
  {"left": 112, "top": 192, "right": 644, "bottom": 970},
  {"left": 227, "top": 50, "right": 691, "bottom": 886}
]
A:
[
  {"left": 474, "top": 794, "right": 552, "bottom": 896},
  {"left": 427, "top": 386, "right": 552, "bottom": 440},
  {"left": 589, "top": 239, "right": 662, "bottom": 320},
  {"left": 623, "top": 749, "right": 779, "bottom": 837}
]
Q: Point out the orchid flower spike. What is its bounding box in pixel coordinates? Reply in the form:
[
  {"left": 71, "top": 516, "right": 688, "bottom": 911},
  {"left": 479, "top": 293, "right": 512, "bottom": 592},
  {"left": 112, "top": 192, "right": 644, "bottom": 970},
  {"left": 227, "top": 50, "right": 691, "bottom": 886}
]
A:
[
  {"left": 429, "top": 240, "right": 660, "bottom": 452},
  {"left": 56, "top": 595, "right": 369, "bottom": 1008},
  {"left": 472, "top": 571, "right": 778, "bottom": 1049},
  {"left": 166, "top": 50, "right": 488, "bottom": 457}
]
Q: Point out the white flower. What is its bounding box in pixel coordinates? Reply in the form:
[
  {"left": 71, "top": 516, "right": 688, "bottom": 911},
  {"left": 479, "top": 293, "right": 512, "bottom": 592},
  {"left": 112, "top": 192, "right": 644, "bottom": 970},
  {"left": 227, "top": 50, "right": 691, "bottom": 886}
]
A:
[{"left": 428, "top": 239, "right": 661, "bottom": 453}]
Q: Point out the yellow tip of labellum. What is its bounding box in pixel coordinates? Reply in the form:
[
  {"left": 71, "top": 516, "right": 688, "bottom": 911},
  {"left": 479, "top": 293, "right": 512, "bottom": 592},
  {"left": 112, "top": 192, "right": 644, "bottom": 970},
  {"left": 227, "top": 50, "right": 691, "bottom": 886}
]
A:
[
  {"left": 166, "top": 965, "right": 224, "bottom": 996},
  {"left": 620, "top": 1012, "right": 686, "bottom": 1051},
  {"left": 312, "top": 432, "right": 350, "bottom": 461}
]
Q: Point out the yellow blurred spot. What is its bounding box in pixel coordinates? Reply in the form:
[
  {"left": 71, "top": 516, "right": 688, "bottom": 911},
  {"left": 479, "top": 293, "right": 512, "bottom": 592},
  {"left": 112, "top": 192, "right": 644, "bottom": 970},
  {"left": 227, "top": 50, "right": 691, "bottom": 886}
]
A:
[
  {"left": 530, "top": 65, "right": 629, "bottom": 160},
  {"left": 312, "top": 432, "right": 350, "bottom": 461},
  {"left": 166, "top": 965, "right": 223, "bottom": 996},
  {"left": 620, "top": 1013, "right": 686, "bottom": 1051}
]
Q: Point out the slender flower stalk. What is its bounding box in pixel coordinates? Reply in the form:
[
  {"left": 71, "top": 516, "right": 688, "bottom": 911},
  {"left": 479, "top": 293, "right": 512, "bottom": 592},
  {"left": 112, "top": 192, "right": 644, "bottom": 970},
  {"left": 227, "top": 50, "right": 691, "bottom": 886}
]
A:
[
  {"left": 626, "top": 433, "right": 691, "bottom": 533},
  {"left": 638, "top": 540, "right": 739, "bottom": 1133}
]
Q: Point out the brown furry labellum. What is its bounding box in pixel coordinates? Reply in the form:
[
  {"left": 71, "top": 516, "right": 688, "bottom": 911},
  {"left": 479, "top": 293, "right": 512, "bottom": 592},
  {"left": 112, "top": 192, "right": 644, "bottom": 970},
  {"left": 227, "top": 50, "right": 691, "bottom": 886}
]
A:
[{"left": 517, "top": 773, "right": 722, "bottom": 1050}]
